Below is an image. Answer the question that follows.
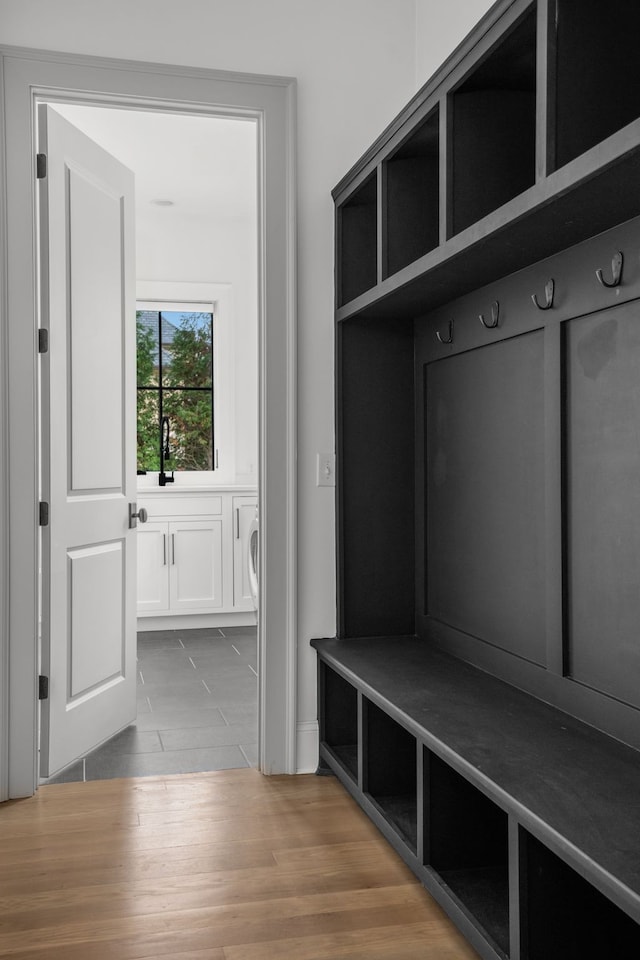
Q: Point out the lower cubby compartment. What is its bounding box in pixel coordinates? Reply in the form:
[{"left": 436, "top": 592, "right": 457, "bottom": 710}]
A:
[
  {"left": 521, "top": 831, "right": 640, "bottom": 959},
  {"left": 426, "top": 751, "right": 510, "bottom": 957},
  {"left": 364, "top": 699, "right": 417, "bottom": 851},
  {"left": 321, "top": 664, "right": 358, "bottom": 781}
]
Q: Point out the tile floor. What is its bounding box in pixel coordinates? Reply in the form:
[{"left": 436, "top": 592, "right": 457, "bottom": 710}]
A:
[{"left": 43, "top": 627, "right": 258, "bottom": 784}]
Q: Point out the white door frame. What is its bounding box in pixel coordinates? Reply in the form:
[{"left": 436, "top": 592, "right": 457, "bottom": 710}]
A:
[{"left": 0, "top": 46, "right": 297, "bottom": 798}]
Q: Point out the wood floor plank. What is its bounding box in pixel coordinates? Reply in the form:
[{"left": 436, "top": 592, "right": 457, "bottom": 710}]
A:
[
  {"left": 223, "top": 921, "right": 479, "bottom": 960},
  {"left": 0, "top": 863, "right": 421, "bottom": 930},
  {"left": 0, "top": 769, "right": 478, "bottom": 960},
  {"left": 0, "top": 843, "right": 278, "bottom": 894},
  {"left": 0, "top": 904, "right": 445, "bottom": 957}
]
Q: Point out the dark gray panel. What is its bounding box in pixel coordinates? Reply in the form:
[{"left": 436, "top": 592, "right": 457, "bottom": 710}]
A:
[
  {"left": 565, "top": 302, "right": 640, "bottom": 708},
  {"left": 338, "top": 316, "right": 415, "bottom": 638},
  {"left": 426, "top": 331, "right": 545, "bottom": 663}
]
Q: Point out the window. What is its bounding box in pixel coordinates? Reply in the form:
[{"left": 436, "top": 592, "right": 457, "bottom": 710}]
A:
[{"left": 136, "top": 307, "right": 215, "bottom": 476}]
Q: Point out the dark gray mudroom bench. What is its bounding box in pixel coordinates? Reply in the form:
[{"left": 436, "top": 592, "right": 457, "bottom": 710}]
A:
[{"left": 312, "top": 636, "right": 640, "bottom": 959}]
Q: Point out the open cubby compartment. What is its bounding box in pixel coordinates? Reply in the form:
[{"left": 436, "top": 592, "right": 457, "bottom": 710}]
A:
[
  {"left": 520, "top": 830, "right": 640, "bottom": 959},
  {"left": 320, "top": 663, "right": 358, "bottom": 781},
  {"left": 383, "top": 106, "right": 439, "bottom": 278},
  {"left": 364, "top": 699, "right": 417, "bottom": 851},
  {"left": 449, "top": 5, "right": 536, "bottom": 236},
  {"left": 338, "top": 172, "right": 377, "bottom": 306},
  {"left": 425, "top": 750, "right": 510, "bottom": 957},
  {"left": 553, "top": 0, "right": 640, "bottom": 171}
]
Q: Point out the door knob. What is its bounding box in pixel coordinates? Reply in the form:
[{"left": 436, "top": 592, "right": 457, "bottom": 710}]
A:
[{"left": 129, "top": 503, "right": 148, "bottom": 528}]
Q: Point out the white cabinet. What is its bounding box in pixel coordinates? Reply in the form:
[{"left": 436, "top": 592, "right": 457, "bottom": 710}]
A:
[
  {"left": 137, "top": 521, "right": 170, "bottom": 613},
  {"left": 170, "top": 519, "right": 223, "bottom": 611},
  {"left": 233, "top": 497, "right": 258, "bottom": 610},
  {"left": 135, "top": 488, "right": 256, "bottom": 623}
]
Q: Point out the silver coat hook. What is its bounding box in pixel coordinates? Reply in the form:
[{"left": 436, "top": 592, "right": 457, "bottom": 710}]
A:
[
  {"left": 479, "top": 300, "right": 499, "bottom": 329},
  {"left": 596, "top": 250, "right": 623, "bottom": 288},
  {"left": 531, "top": 278, "right": 555, "bottom": 310},
  {"left": 436, "top": 319, "right": 454, "bottom": 344}
]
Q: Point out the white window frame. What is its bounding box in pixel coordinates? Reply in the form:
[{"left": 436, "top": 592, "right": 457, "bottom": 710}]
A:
[{"left": 136, "top": 283, "right": 237, "bottom": 485}]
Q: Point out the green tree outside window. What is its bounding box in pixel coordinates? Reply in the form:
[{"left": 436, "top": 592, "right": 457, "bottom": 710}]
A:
[{"left": 136, "top": 309, "right": 214, "bottom": 473}]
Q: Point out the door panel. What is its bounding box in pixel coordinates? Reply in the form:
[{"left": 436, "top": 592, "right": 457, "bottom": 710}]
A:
[
  {"left": 68, "top": 167, "right": 124, "bottom": 492},
  {"left": 69, "top": 542, "right": 124, "bottom": 696},
  {"left": 39, "top": 104, "right": 136, "bottom": 777}
]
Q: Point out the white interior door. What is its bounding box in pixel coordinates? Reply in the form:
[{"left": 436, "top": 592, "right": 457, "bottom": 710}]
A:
[{"left": 38, "top": 104, "right": 137, "bottom": 778}]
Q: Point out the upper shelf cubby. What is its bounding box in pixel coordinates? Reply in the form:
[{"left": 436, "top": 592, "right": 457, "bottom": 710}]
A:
[
  {"left": 337, "top": 172, "right": 377, "bottom": 307},
  {"left": 383, "top": 107, "right": 440, "bottom": 278},
  {"left": 334, "top": 0, "right": 640, "bottom": 318},
  {"left": 449, "top": 7, "right": 537, "bottom": 236},
  {"left": 553, "top": 0, "right": 640, "bottom": 170}
]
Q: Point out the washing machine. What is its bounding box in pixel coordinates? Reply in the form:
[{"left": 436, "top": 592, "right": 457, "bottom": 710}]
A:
[{"left": 247, "top": 505, "right": 259, "bottom": 610}]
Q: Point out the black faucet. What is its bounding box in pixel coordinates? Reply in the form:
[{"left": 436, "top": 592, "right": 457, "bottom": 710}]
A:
[{"left": 159, "top": 415, "right": 174, "bottom": 486}]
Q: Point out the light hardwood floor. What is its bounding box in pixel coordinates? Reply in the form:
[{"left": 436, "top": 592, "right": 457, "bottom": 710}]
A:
[{"left": 0, "top": 769, "right": 479, "bottom": 959}]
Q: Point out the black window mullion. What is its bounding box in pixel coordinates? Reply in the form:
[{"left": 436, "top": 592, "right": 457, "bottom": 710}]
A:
[
  {"left": 158, "top": 311, "right": 164, "bottom": 458},
  {"left": 157, "top": 386, "right": 213, "bottom": 392}
]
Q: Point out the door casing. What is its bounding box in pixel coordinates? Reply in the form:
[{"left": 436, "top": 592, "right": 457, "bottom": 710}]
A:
[{"left": 0, "top": 46, "right": 297, "bottom": 798}]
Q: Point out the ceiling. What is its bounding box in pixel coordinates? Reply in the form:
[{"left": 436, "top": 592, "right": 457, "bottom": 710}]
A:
[{"left": 52, "top": 104, "right": 258, "bottom": 228}]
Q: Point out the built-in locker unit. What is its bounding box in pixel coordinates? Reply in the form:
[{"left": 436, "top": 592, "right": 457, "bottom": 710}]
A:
[{"left": 313, "top": 1, "right": 640, "bottom": 958}]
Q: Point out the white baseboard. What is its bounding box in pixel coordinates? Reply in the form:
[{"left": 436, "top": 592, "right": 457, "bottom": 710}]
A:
[
  {"left": 296, "top": 720, "right": 319, "bottom": 773},
  {"left": 137, "top": 612, "right": 257, "bottom": 632}
]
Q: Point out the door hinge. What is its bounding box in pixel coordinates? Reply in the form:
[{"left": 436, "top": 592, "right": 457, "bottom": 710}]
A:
[
  {"left": 38, "top": 329, "right": 49, "bottom": 354},
  {"left": 39, "top": 501, "right": 49, "bottom": 526},
  {"left": 36, "top": 153, "right": 47, "bottom": 179},
  {"left": 38, "top": 675, "right": 49, "bottom": 700}
]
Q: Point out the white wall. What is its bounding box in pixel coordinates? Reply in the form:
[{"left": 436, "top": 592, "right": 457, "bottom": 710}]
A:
[
  {"left": 0, "top": 0, "right": 418, "bottom": 770},
  {"left": 415, "top": 0, "right": 497, "bottom": 87},
  {"left": 137, "top": 212, "right": 258, "bottom": 481}
]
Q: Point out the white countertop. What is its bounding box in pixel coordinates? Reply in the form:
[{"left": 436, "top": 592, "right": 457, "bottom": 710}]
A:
[{"left": 137, "top": 484, "right": 257, "bottom": 494}]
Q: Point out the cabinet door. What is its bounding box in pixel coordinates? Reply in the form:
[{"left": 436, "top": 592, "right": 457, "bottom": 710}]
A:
[
  {"left": 233, "top": 497, "right": 258, "bottom": 609},
  {"left": 137, "top": 521, "right": 170, "bottom": 613},
  {"left": 169, "top": 519, "right": 223, "bottom": 611}
]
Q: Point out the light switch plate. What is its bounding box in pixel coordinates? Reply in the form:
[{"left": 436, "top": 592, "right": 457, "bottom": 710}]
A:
[{"left": 316, "top": 452, "right": 335, "bottom": 487}]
